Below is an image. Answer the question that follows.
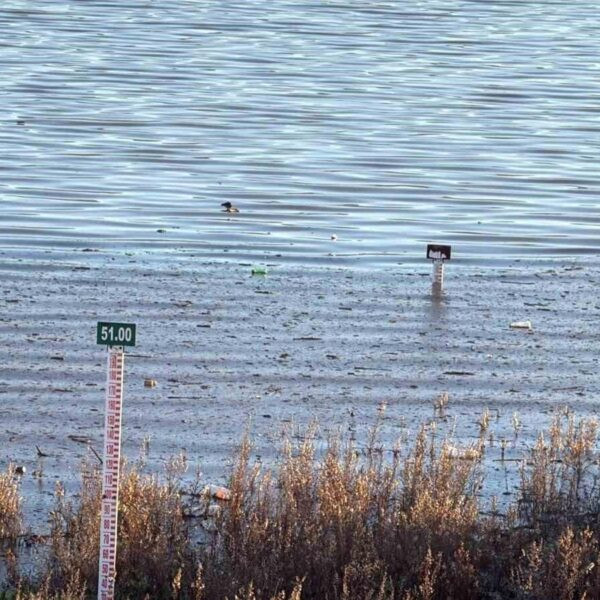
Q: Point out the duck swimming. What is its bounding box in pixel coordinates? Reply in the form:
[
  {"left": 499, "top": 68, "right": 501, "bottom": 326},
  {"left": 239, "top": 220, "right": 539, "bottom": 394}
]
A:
[{"left": 221, "top": 201, "right": 240, "bottom": 213}]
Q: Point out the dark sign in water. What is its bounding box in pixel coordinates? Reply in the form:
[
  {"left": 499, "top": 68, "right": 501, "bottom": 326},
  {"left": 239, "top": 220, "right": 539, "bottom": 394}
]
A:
[{"left": 427, "top": 245, "right": 452, "bottom": 261}]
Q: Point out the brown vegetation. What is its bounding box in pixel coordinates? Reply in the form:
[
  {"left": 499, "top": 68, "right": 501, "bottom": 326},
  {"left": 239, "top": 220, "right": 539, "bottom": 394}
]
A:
[
  {"left": 3, "top": 413, "right": 600, "bottom": 599},
  {"left": 0, "top": 466, "right": 22, "bottom": 547}
]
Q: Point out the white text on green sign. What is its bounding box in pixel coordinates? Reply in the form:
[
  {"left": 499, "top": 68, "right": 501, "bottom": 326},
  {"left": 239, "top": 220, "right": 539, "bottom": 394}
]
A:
[{"left": 97, "top": 322, "right": 136, "bottom": 347}]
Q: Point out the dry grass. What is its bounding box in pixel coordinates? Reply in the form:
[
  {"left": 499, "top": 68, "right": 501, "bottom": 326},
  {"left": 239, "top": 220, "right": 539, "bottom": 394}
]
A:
[
  {"left": 3, "top": 413, "right": 600, "bottom": 599},
  {"left": 0, "top": 465, "right": 22, "bottom": 562},
  {"left": 39, "top": 457, "right": 196, "bottom": 599}
]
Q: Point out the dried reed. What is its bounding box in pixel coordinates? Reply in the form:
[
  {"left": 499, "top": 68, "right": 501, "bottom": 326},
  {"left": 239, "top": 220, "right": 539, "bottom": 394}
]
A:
[{"left": 3, "top": 414, "right": 600, "bottom": 599}]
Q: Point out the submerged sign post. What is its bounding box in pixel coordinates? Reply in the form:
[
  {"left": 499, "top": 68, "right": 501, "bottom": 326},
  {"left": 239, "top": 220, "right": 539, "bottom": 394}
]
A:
[
  {"left": 426, "top": 244, "right": 451, "bottom": 297},
  {"left": 96, "top": 322, "right": 136, "bottom": 600}
]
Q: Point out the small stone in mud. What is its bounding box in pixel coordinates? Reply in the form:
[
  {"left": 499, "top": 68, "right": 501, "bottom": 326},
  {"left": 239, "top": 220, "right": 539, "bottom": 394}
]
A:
[
  {"left": 174, "top": 300, "right": 193, "bottom": 308},
  {"left": 144, "top": 379, "right": 157, "bottom": 388}
]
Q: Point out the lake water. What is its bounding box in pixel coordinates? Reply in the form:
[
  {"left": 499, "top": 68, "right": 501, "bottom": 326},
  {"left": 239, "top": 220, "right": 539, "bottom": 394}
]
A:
[{"left": 2, "top": 0, "right": 600, "bottom": 267}]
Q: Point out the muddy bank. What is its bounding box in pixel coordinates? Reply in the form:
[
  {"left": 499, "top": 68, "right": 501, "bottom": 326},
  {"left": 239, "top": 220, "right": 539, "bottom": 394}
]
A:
[{"left": 1, "top": 248, "right": 599, "bottom": 528}]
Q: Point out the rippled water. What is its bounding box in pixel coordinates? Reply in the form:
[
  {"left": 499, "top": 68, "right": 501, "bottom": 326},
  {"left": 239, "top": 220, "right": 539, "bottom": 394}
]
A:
[{"left": 2, "top": 0, "right": 600, "bottom": 266}]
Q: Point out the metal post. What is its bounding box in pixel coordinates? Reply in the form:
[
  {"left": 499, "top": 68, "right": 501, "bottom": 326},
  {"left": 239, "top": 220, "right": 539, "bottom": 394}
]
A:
[
  {"left": 426, "top": 244, "right": 451, "bottom": 298},
  {"left": 98, "top": 346, "right": 125, "bottom": 600},
  {"left": 432, "top": 258, "right": 444, "bottom": 297}
]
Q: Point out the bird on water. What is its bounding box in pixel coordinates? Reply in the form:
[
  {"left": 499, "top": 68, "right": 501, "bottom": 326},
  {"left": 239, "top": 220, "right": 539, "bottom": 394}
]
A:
[{"left": 221, "top": 201, "right": 240, "bottom": 213}]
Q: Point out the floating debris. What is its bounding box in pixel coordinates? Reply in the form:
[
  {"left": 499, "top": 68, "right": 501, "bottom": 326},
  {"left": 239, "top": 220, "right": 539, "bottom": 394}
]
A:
[
  {"left": 443, "top": 371, "right": 475, "bottom": 376},
  {"left": 68, "top": 434, "right": 91, "bottom": 444},
  {"left": 204, "top": 484, "right": 232, "bottom": 501},
  {"left": 510, "top": 320, "right": 533, "bottom": 330},
  {"left": 445, "top": 444, "right": 481, "bottom": 461}
]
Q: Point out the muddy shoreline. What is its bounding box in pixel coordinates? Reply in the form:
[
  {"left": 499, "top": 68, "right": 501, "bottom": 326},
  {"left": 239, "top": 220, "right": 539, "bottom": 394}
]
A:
[{"left": 1, "top": 248, "right": 599, "bottom": 529}]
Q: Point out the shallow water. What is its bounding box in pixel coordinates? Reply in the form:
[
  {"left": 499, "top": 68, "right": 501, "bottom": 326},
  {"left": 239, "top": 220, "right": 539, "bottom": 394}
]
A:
[
  {"left": 2, "top": 0, "right": 600, "bottom": 266},
  {"left": 3, "top": 253, "right": 600, "bottom": 528}
]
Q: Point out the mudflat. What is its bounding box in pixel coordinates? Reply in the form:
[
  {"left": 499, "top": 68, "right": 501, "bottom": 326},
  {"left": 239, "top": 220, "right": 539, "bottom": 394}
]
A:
[{"left": 1, "top": 249, "right": 598, "bottom": 528}]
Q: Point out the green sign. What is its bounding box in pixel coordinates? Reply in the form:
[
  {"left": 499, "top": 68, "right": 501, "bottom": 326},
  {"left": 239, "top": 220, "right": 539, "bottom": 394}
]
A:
[{"left": 97, "top": 322, "right": 136, "bottom": 347}]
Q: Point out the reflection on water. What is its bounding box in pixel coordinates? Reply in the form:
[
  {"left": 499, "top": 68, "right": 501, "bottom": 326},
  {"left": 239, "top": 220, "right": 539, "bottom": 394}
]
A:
[{"left": 1, "top": 0, "right": 600, "bottom": 266}]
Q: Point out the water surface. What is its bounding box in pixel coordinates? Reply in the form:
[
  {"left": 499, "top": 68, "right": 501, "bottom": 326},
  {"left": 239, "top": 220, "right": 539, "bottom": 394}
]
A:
[{"left": 2, "top": 0, "right": 600, "bottom": 266}]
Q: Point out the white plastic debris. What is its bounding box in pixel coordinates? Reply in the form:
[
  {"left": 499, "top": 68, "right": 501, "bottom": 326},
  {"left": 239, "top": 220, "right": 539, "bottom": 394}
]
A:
[
  {"left": 445, "top": 445, "right": 481, "bottom": 461},
  {"left": 509, "top": 321, "right": 532, "bottom": 331},
  {"left": 204, "top": 484, "right": 232, "bottom": 501}
]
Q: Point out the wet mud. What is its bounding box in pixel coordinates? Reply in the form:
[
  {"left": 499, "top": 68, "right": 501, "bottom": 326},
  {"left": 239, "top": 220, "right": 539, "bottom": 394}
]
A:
[{"left": 1, "top": 249, "right": 599, "bottom": 529}]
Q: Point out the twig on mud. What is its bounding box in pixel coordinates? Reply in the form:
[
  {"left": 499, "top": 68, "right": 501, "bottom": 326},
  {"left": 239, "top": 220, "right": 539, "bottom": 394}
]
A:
[
  {"left": 36, "top": 445, "right": 50, "bottom": 457},
  {"left": 89, "top": 445, "right": 103, "bottom": 465}
]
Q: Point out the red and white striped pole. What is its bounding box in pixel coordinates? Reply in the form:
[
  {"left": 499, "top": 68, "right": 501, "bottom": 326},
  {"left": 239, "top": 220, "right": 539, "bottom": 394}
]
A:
[{"left": 98, "top": 346, "right": 124, "bottom": 600}]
